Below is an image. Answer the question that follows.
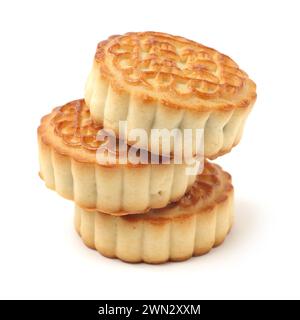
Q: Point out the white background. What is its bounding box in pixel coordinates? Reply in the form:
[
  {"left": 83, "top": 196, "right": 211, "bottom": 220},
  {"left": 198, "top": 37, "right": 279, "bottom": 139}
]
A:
[{"left": 0, "top": 0, "right": 299, "bottom": 300}]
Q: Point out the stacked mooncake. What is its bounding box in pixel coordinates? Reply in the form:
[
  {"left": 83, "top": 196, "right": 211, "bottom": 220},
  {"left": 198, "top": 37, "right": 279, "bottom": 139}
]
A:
[{"left": 38, "top": 32, "right": 256, "bottom": 263}]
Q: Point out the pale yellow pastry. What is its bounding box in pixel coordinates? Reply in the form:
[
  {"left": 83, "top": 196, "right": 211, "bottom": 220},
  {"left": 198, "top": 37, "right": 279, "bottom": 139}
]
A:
[
  {"left": 85, "top": 31, "right": 256, "bottom": 158},
  {"left": 38, "top": 99, "right": 199, "bottom": 214},
  {"left": 75, "top": 162, "right": 233, "bottom": 264}
]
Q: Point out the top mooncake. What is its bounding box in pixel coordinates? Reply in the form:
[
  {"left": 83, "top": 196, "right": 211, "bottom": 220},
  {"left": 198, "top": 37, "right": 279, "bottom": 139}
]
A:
[{"left": 85, "top": 31, "right": 256, "bottom": 158}]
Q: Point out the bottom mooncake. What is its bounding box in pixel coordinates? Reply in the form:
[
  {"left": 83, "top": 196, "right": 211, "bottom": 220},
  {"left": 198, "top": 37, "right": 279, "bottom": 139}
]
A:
[{"left": 74, "top": 162, "right": 234, "bottom": 264}]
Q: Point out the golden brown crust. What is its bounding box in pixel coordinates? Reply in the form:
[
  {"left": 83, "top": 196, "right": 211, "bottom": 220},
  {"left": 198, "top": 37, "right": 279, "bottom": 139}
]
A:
[
  {"left": 38, "top": 99, "right": 183, "bottom": 166},
  {"left": 74, "top": 163, "right": 234, "bottom": 263},
  {"left": 38, "top": 99, "right": 201, "bottom": 213},
  {"left": 38, "top": 100, "right": 134, "bottom": 166},
  {"left": 94, "top": 31, "right": 257, "bottom": 111},
  {"left": 85, "top": 32, "right": 256, "bottom": 158},
  {"left": 75, "top": 161, "right": 230, "bottom": 216},
  {"left": 38, "top": 100, "right": 106, "bottom": 164}
]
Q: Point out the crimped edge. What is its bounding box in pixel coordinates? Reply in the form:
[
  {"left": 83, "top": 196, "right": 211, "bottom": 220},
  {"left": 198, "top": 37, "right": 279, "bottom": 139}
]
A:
[
  {"left": 74, "top": 183, "right": 234, "bottom": 264},
  {"left": 94, "top": 31, "right": 257, "bottom": 112},
  {"left": 85, "top": 60, "right": 256, "bottom": 158},
  {"left": 38, "top": 108, "right": 198, "bottom": 214}
]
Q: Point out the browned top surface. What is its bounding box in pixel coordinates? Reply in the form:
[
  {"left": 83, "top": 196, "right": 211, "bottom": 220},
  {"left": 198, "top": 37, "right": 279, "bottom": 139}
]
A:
[
  {"left": 38, "top": 99, "right": 184, "bottom": 166},
  {"left": 95, "top": 31, "right": 256, "bottom": 111}
]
